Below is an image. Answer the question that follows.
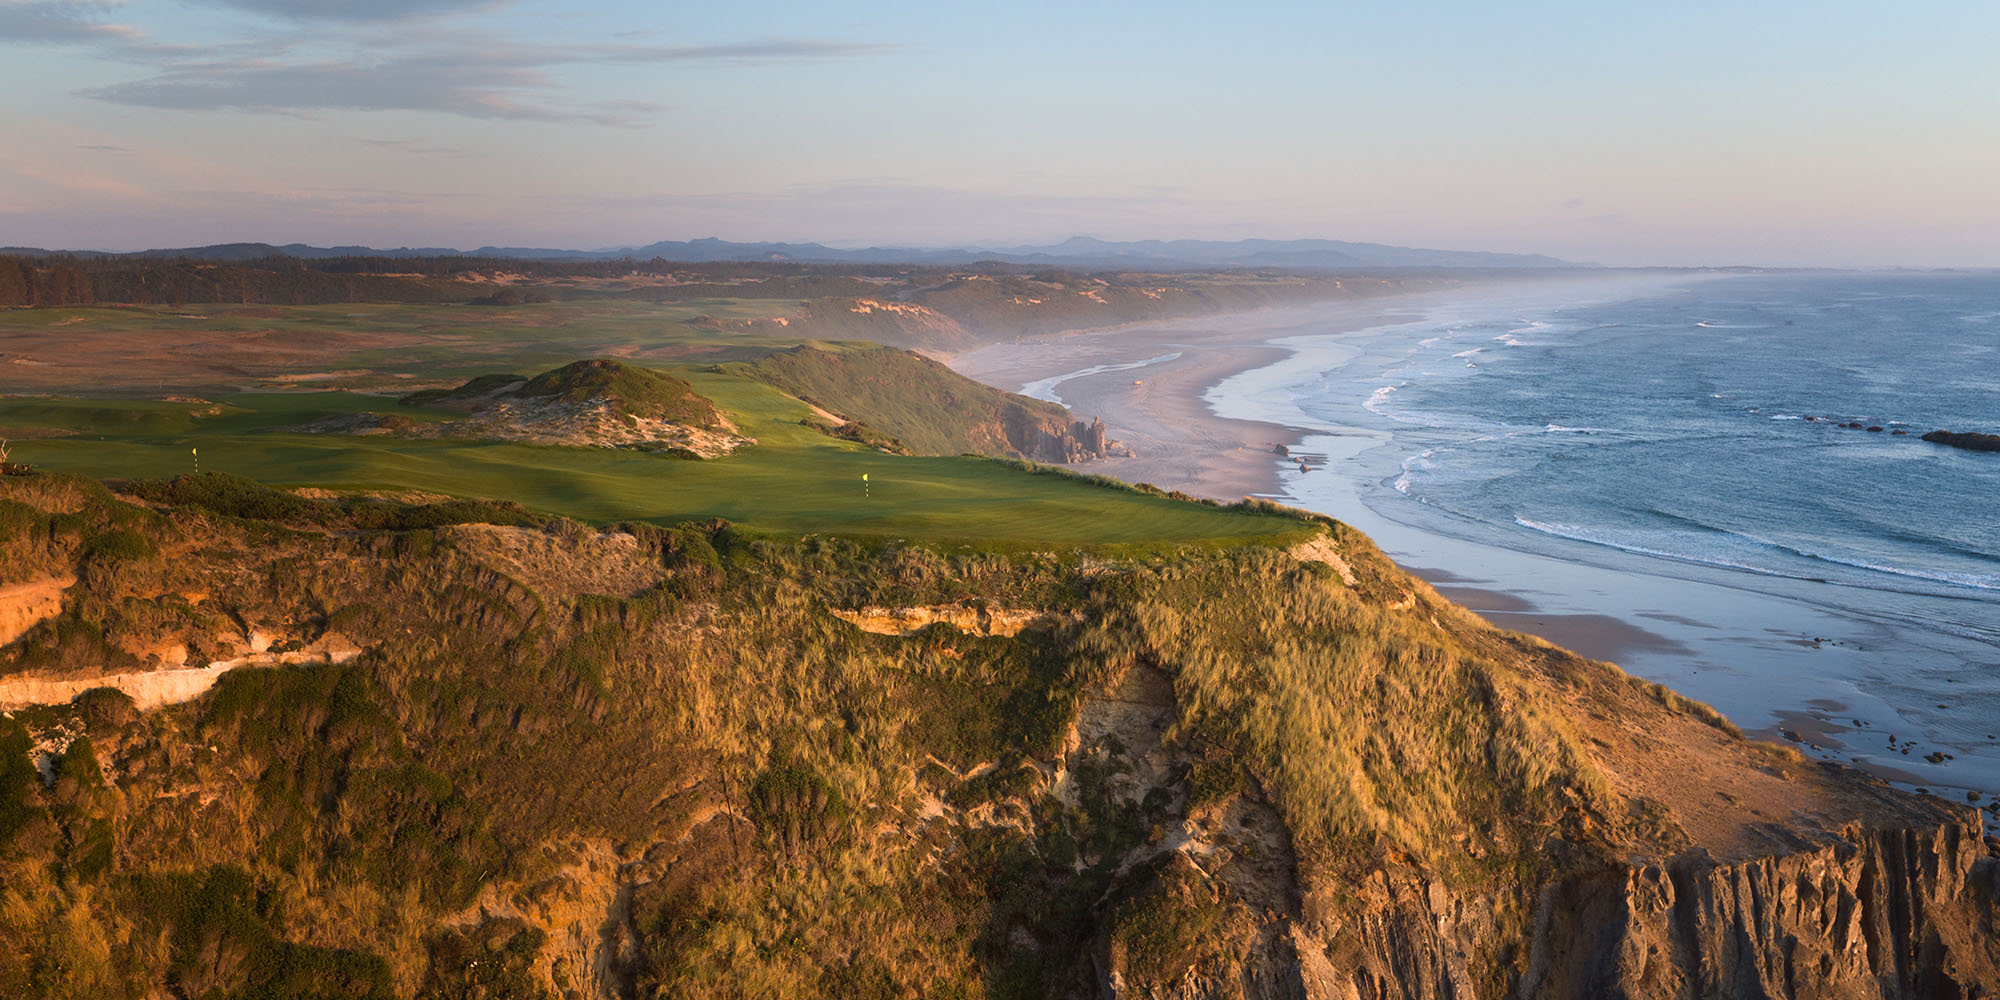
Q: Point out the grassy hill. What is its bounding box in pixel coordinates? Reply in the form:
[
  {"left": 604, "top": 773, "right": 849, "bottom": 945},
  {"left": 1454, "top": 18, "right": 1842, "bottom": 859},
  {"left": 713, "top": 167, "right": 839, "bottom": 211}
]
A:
[
  {"left": 406, "top": 358, "right": 727, "bottom": 429},
  {"left": 734, "top": 343, "right": 1103, "bottom": 460}
]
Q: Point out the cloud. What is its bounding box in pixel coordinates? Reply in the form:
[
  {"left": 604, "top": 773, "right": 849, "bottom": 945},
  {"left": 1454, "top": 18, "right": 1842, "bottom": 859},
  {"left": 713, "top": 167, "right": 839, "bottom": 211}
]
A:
[
  {"left": 82, "top": 54, "right": 627, "bottom": 123},
  {"left": 79, "top": 39, "right": 888, "bottom": 124},
  {"left": 593, "top": 40, "right": 894, "bottom": 64},
  {"left": 78, "top": 143, "right": 133, "bottom": 153},
  {"left": 0, "top": 0, "right": 138, "bottom": 43},
  {"left": 11, "top": 0, "right": 891, "bottom": 127},
  {"left": 358, "top": 138, "right": 464, "bottom": 156},
  {"left": 195, "top": 0, "right": 501, "bottom": 22}
]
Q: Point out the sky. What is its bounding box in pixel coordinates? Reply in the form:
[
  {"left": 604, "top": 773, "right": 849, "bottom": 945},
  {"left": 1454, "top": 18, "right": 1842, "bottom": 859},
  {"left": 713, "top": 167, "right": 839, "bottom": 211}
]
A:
[{"left": 2, "top": 0, "right": 1997, "bottom": 266}]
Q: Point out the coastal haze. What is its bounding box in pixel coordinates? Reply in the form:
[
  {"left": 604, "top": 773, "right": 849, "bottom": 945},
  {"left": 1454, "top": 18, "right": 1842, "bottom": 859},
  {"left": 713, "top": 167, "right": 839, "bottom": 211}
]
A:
[{"left": 5, "top": 0, "right": 2000, "bottom": 997}]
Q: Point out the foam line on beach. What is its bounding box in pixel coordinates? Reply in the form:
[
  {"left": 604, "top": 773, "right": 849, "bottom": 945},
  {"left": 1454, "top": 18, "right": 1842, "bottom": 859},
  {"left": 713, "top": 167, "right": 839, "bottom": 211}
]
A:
[{"left": 1016, "top": 351, "right": 1182, "bottom": 406}]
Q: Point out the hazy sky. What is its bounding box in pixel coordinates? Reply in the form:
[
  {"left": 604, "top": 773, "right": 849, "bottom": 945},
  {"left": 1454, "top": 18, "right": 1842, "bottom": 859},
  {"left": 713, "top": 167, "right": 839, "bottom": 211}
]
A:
[{"left": 3, "top": 0, "right": 1997, "bottom": 266}]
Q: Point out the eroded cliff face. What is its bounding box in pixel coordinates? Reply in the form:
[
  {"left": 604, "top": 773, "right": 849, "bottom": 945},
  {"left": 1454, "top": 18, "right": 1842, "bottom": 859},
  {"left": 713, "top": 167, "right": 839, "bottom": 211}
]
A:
[
  {"left": 1528, "top": 813, "right": 1998, "bottom": 1000},
  {"left": 1074, "top": 686, "right": 1999, "bottom": 1000},
  {"left": 1260, "top": 810, "right": 1999, "bottom": 1000}
]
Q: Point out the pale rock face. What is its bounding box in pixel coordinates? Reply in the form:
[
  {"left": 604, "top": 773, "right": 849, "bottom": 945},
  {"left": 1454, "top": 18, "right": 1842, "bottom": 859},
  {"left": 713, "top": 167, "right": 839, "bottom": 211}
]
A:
[
  {"left": 0, "top": 574, "right": 72, "bottom": 646},
  {"left": 830, "top": 604, "right": 1050, "bottom": 637},
  {"left": 1107, "top": 804, "right": 1998, "bottom": 1000},
  {"left": 1521, "top": 816, "right": 2000, "bottom": 1000},
  {"left": 0, "top": 635, "right": 364, "bottom": 712}
]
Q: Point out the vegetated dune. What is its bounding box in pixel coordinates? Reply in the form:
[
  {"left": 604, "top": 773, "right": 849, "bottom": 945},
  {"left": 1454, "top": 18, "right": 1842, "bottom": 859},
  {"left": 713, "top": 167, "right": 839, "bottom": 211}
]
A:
[
  {"left": 736, "top": 343, "right": 1111, "bottom": 461},
  {"left": 317, "top": 358, "right": 755, "bottom": 457},
  {"left": 0, "top": 470, "right": 1991, "bottom": 999}
]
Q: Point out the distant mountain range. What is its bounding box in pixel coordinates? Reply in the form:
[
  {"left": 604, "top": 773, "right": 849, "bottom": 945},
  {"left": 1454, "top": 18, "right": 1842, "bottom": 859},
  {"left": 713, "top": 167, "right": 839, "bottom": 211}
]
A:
[{"left": 4, "top": 236, "right": 1576, "bottom": 270}]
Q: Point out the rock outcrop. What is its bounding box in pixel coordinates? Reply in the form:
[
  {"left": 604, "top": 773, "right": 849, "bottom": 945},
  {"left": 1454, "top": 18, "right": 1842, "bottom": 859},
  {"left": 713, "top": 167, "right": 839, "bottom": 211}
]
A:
[
  {"left": 1012, "top": 415, "right": 1111, "bottom": 463},
  {"left": 1922, "top": 430, "right": 2000, "bottom": 453},
  {"left": 1520, "top": 806, "right": 1997, "bottom": 999},
  {"left": 1081, "top": 724, "right": 1999, "bottom": 1000}
]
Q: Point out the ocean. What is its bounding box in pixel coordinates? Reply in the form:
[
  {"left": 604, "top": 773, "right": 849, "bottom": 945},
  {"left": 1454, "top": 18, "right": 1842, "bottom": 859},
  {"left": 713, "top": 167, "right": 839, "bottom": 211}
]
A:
[{"left": 1211, "top": 272, "right": 2000, "bottom": 817}]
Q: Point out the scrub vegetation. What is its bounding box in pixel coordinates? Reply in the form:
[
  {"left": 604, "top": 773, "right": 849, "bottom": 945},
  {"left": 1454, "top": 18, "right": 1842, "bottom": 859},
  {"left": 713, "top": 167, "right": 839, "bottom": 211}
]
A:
[{"left": 0, "top": 470, "right": 1805, "bottom": 998}]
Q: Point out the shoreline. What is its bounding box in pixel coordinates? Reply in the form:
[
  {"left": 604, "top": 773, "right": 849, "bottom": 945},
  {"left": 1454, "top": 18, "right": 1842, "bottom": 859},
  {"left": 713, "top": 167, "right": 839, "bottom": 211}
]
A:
[
  {"left": 950, "top": 297, "right": 1441, "bottom": 500},
  {"left": 948, "top": 278, "right": 2000, "bottom": 817},
  {"left": 947, "top": 279, "right": 1691, "bottom": 663}
]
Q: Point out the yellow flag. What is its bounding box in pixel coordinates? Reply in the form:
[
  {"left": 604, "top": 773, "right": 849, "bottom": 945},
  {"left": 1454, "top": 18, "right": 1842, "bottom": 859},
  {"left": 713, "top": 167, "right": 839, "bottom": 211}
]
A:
[
  {"left": 191, "top": 447, "right": 198, "bottom": 457},
  {"left": 861, "top": 473, "right": 868, "bottom": 482}
]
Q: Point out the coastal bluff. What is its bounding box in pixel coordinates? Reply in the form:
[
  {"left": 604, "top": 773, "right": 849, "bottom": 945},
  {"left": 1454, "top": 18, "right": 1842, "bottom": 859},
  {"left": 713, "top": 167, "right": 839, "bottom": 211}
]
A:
[{"left": 0, "top": 473, "right": 1991, "bottom": 998}]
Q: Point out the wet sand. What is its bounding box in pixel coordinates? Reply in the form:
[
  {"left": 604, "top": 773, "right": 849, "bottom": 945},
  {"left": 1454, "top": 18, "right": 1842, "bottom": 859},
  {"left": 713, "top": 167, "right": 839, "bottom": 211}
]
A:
[
  {"left": 1429, "top": 582, "right": 1694, "bottom": 664},
  {"left": 949, "top": 301, "right": 1409, "bottom": 500}
]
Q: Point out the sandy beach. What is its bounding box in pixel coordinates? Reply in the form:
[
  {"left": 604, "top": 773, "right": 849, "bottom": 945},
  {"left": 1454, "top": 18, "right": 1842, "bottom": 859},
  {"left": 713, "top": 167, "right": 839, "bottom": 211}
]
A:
[{"left": 949, "top": 298, "right": 1418, "bottom": 500}]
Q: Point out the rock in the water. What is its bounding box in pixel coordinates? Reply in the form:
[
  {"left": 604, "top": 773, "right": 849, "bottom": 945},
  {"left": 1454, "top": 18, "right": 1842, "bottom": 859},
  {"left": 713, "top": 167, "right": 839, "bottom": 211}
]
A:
[{"left": 1923, "top": 429, "right": 2000, "bottom": 452}]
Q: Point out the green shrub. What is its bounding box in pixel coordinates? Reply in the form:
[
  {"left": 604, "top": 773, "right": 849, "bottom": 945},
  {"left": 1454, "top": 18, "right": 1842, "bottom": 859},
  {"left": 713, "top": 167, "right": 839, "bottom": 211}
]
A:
[
  {"left": 750, "top": 765, "right": 847, "bottom": 859},
  {"left": 945, "top": 763, "right": 1040, "bottom": 810},
  {"left": 54, "top": 736, "right": 102, "bottom": 789},
  {"left": 0, "top": 498, "right": 39, "bottom": 539},
  {"left": 72, "top": 687, "right": 137, "bottom": 736},
  {"left": 0, "top": 719, "right": 41, "bottom": 842},
  {"left": 136, "top": 866, "right": 395, "bottom": 1000},
  {"left": 128, "top": 472, "right": 323, "bottom": 524},
  {"left": 80, "top": 528, "right": 156, "bottom": 563}
]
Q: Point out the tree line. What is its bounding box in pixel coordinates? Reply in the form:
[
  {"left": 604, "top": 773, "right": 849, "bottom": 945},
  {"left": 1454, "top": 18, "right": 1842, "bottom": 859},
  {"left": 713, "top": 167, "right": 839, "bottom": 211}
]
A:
[
  {"left": 0, "top": 254, "right": 471, "bottom": 307},
  {"left": 0, "top": 253, "right": 944, "bottom": 308}
]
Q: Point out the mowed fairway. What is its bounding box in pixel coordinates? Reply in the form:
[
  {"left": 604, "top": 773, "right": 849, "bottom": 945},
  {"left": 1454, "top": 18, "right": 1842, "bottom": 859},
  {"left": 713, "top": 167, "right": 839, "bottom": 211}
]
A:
[{"left": 0, "top": 387, "right": 1311, "bottom": 550}]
